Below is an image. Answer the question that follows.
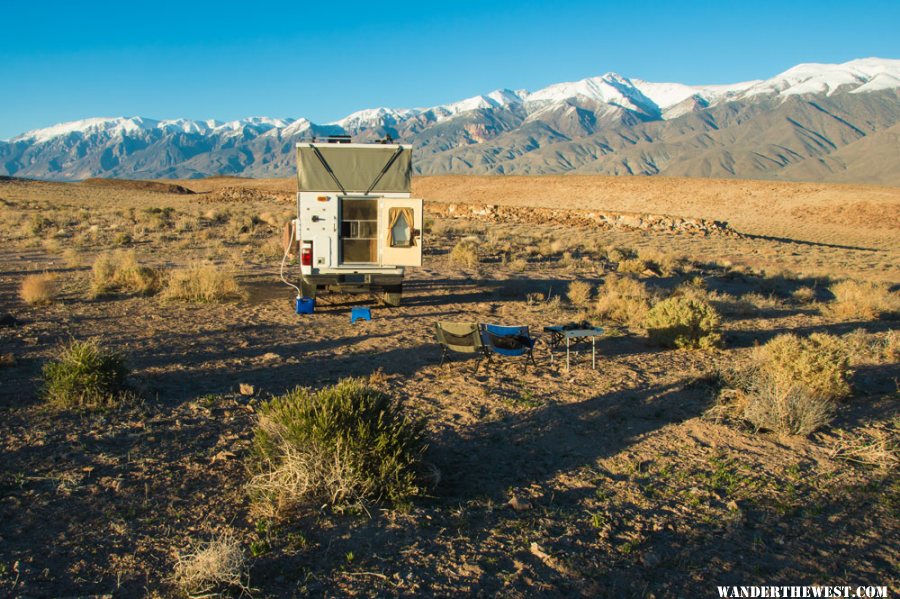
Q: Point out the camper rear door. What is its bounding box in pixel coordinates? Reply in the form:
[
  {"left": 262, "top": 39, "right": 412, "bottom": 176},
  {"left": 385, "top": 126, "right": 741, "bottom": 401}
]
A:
[{"left": 379, "top": 198, "right": 423, "bottom": 267}]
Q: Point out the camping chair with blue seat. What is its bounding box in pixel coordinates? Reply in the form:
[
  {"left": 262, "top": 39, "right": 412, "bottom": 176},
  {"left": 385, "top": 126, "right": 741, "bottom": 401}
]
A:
[
  {"left": 479, "top": 323, "right": 537, "bottom": 370},
  {"left": 434, "top": 322, "right": 487, "bottom": 371}
]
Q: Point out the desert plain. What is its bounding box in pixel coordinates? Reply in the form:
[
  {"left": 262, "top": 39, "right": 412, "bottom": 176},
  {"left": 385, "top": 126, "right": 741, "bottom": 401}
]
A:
[{"left": 0, "top": 173, "right": 897, "bottom": 597}]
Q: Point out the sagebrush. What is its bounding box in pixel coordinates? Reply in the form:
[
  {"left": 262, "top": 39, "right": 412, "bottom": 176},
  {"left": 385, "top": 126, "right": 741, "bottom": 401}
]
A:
[
  {"left": 594, "top": 274, "right": 653, "bottom": 327},
  {"left": 162, "top": 264, "right": 245, "bottom": 302},
  {"left": 248, "top": 378, "right": 427, "bottom": 515},
  {"left": 715, "top": 333, "right": 852, "bottom": 435},
  {"left": 644, "top": 295, "right": 722, "bottom": 349},
  {"left": 20, "top": 273, "right": 57, "bottom": 305},
  {"left": 828, "top": 279, "right": 899, "bottom": 320},
  {"left": 42, "top": 339, "right": 130, "bottom": 409},
  {"left": 449, "top": 238, "right": 480, "bottom": 268},
  {"left": 566, "top": 280, "right": 593, "bottom": 307},
  {"left": 91, "top": 250, "right": 161, "bottom": 296}
]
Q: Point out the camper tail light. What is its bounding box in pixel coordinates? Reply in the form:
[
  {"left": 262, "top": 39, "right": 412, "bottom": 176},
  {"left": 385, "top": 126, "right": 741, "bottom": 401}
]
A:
[{"left": 301, "top": 242, "right": 313, "bottom": 266}]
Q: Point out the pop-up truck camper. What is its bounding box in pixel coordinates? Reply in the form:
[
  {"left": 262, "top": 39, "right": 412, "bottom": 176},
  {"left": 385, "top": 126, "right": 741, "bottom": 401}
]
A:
[{"left": 282, "top": 137, "right": 424, "bottom": 308}]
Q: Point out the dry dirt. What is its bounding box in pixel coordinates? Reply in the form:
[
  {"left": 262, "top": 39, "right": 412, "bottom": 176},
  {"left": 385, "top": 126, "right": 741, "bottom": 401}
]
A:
[{"left": 0, "top": 175, "right": 897, "bottom": 597}]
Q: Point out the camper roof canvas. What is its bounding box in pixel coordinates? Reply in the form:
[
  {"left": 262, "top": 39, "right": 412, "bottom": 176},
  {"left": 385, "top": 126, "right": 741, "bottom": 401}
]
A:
[{"left": 296, "top": 143, "right": 412, "bottom": 193}]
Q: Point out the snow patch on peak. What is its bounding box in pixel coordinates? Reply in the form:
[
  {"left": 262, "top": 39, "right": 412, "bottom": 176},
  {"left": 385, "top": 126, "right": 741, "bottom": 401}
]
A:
[
  {"left": 431, "top": 88, "right": 525, "bottom": 120},
  {"left": 525, "top": 72, "right": 659, "bottom": 117},
  {"left": 12, "top": 117, "right": 157, "bottom": 143},
  {"left": 744, "top": 58, "right": 900, "bottom": 98},
  {"left": 329, "top": 107, "right": 418, "bottom": 129}
]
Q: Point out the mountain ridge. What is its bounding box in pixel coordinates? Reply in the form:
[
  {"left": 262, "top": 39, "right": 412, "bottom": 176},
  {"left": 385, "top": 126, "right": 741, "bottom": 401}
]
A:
[{"left": 2, "top": 58, "right": 899, "bottom": 184}]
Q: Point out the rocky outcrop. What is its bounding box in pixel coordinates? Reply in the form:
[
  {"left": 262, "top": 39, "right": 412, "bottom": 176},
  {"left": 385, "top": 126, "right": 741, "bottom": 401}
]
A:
[
  {"left": 202, "top": 186, "right": 294, "bottom": 203},
  {"left": 427, "top": 202, "right": 740, "bottom": 237}
]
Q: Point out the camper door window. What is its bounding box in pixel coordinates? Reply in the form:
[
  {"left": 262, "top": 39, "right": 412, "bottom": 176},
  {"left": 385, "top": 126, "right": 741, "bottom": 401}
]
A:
[{"left": 388, "top": 208, "right": 414, "bottom": 247}]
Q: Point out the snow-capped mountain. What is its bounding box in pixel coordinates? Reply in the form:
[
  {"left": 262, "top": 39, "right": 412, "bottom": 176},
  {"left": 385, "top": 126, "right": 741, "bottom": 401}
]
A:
[{"left": 2, "top": 58, "right": 899, "bottom": 183}]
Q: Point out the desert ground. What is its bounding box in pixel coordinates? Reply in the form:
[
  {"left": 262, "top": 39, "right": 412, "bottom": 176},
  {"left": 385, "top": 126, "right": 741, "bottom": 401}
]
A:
[{"left": 0, "top": 174, "right": 897, "bottom": 597}]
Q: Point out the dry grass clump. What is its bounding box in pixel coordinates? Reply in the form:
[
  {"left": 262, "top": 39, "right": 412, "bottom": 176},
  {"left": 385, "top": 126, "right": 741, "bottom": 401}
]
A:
[
  {"left": 248, "top": 378, "right": 427, "bottom": 516},
  {"left": 62, "top": 248, "right": 82, "bottom": 268},
  {"left": 566, "top": 280, "right": 593, "bottom": 307},
  {"left": 640, "top": 249, "right": 691, "bottom": 276},
  {"left": 258, "top": 237, "right": 286, "bottom": 260},
  {"left": 644, "top": 295, "right": 722, "bottom": 349},
  {"left": 172, "top": 531, "right": 250, "bottom": 598},
  {"left": 20, "top": 273, "right": 57, "bottom": 305},
  {"left": 606, "top": 245, "right": 637, "bottom": 263},
  {"left": 594, "top": 274, "right": 653, "bottom": 327},
  {"left": 161, "top": 264, "right": 246, "bottom": 303},
  {"left": 449, "top": 238, "right": 480, "bottom": 268},
  {"left": 91, "top": 250, "right": 162, "bottom": 296},
  {"left": 617, "top": 258, "right": 651, "bottom": 275},
  {"left": 828, "top": 424, "right": 899, "bottom": 471},
  {"left": 42, "top": 339, "right": 130, "bottom": 410},
  {"left": 715, "top": 333, "right": 851, "bottom": 435},
  {"left": 508, "top": 257, "right": 528, "bottom": 272},
  {"left": 791, "top": 286, "right": 817, "bottom": 304},
  {"left": 828, "top": 279, "right": 900, "bottom": 320}
]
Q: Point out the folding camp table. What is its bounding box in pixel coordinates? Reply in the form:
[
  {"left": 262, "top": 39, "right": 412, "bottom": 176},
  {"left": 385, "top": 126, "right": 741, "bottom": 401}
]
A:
[{"left": 544, "top": 326, "right": 605, "bottom": 370}]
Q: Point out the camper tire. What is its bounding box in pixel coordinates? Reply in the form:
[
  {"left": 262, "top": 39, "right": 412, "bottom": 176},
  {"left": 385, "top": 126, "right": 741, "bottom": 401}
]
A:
[{"left": 383, "top": 286, "right": 402, "bottom": 307}]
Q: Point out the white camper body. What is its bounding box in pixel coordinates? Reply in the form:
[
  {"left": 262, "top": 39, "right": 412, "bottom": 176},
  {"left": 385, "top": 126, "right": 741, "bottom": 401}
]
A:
[{"left": 292, "top": 140, "right": 423, "bottom": 306}]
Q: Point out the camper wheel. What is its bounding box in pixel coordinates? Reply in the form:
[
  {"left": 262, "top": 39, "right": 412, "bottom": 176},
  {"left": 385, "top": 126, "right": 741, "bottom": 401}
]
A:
[{"left": 382, "top": 285, "right": 402, "bottom": 307}]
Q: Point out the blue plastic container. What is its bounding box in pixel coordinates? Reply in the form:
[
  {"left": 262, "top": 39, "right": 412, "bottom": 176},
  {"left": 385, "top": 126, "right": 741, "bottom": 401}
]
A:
[
  {"left": 295, "top": 296, "right": 315, "bottom": 314},
  {"left": 350, "top": 306, "right": 371, "bottom": 323}
]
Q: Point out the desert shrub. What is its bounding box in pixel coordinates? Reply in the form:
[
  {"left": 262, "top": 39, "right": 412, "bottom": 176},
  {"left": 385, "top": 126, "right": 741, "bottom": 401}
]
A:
[
  {"left": 754, "top": 333, "right": 850, "bottom": 399},
  {"left": 791, "top": 286, "right": 817, "bottom": 304},
  {"left": 449, "top": 238, "right": 480, "bottom": 268},
  {"left": 29, "top": 214, "right": 53, "bottom": 235},
  {"left": 617, "top": 258, "right": 651, "bottom": 275},
  {"left": 114, "top": 232, "right": 133, "bottom": 246},
  {"left": 259, "top": 237, "right": 286, "bottom": 260},
  {"left": 248, "top": 378, "right": 427, "bottom": 515},
  {"left": 227, "top": 214, "right": 258, "bottom": 237},
  {"left": 62, "top": 248, "right": 82, "bottom": 268},
  {"left": 42, "top": 339, "right": 130, "bottom": 409},
  {"left": 172, "top": 532, "right": 249, "bottom": 597},
  {"left": 508, "top": 257, "right": 528, "bottom": 272},
  {"left": 594, "top": 274, "right": 653, "bottom": 327},
  {"left": 91, "top": 250, "right": 162, "bottom": 296},
  {"left": 203, "top": 209, "right": 230, "bottom": 225},
  {"left": 829, "top": 426, "right": 899, "bottom": 471},
  {"left": 606, "top": 245, "right": 637, "bottom": 263},
  {"left": 162, "top": 264, "right": 245, "bottom": 303},
  {"left": 20, "top": 273, "right": 57, "bottom": 305},
  {"left": 886, "top": 330, "right": 900, "bottom": 362},
  {"left": 644, "top": 295, "right": 722, "bottom": 349},
  {"left": 566, "top": 280, "right": 593, "bottom": 307},
  {"left": 739, "top": 379, "right": 835, "bottom": 437},
  {"left": 716, "top": 333, "right": 851, "bottom": 435},
  {"left": 640, "top": 249, "right": 690, "bottom": 276},
  {"left": 257, "top": 211, "right": 279, "bottom": 227},
  {"left": 828, "top": 279, "right": 900, "bottom": 320}
]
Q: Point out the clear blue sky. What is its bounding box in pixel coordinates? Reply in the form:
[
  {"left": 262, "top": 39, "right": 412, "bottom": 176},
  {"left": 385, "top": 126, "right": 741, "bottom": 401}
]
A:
[{"left": 2, "top": 0, "right": 898, "bottom": 139}]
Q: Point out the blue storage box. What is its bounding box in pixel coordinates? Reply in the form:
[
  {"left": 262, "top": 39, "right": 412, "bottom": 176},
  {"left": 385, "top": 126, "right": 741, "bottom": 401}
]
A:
[{"left": 295, "top": 296, "right": 315, "bottom": 314}]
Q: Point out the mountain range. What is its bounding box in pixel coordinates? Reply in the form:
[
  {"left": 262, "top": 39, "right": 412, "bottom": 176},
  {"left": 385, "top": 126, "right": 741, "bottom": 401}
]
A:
[{"left": 2, "top": 58, "right": 899, "bottom": 184}]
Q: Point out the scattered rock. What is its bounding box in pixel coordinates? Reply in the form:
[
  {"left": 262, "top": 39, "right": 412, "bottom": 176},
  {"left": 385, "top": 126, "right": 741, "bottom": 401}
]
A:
[
  {"left": 239, "top": 384, "right": 255, "bottom": 396},
  {"left": 428, "top": 203, "right": 740, "bottom": 237},
  {"left": 0, "top": 353, "right": 15, "bottom": 368},
  {"left": 211, "top": 450, "right": 236, "bottom": 463}
]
